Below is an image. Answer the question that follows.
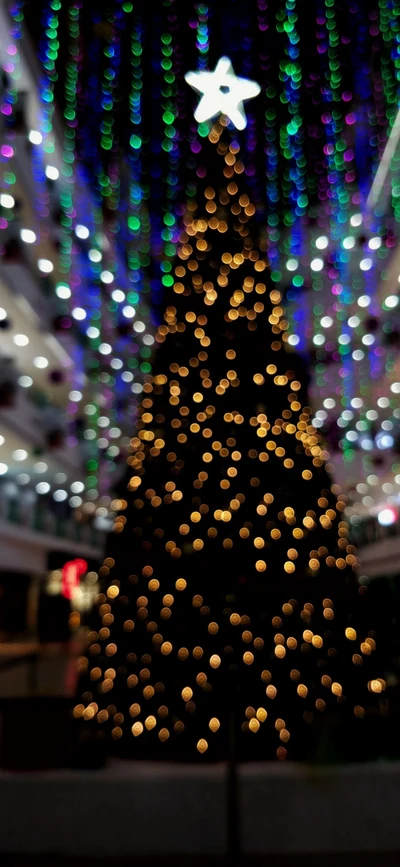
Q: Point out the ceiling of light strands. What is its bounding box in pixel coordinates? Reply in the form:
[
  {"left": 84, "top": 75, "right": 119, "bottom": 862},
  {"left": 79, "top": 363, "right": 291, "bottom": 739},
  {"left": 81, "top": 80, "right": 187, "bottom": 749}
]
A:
[
  {"left": 7, "top": 0, "right": 400, "bottom": 526},
  {"left": 0, "top": 1, "right": 156, "bottom": 513}
]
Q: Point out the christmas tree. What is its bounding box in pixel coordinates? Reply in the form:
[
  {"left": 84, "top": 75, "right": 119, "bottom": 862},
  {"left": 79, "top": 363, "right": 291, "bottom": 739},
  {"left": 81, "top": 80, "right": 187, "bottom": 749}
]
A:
[{"left": 75, "top": 124, "right": 386, "bottom": 762}]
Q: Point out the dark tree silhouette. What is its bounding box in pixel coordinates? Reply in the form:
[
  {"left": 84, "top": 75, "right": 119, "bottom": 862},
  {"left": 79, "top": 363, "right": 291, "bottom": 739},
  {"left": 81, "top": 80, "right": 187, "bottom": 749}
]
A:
[{"left": 76, "top": 126, "right": 385, "bottom": 762}]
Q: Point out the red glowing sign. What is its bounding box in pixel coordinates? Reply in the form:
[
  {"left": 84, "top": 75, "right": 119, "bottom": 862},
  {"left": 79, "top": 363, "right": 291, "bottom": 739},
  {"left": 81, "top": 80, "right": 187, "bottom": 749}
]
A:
[{"left": 61, "top": 558, "right": 87, "bottom": 599}]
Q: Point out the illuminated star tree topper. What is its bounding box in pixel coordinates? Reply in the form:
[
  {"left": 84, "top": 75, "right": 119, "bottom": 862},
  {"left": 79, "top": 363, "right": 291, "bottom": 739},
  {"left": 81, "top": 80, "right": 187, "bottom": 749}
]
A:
[{"left": 185, "top": 56, "right": 261, "bottom": 130}]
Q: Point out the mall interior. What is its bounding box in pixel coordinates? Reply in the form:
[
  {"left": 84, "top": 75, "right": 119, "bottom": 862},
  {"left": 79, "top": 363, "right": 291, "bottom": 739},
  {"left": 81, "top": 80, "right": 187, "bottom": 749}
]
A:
[{"left": 1, "top": 0, "right": 400, "bottom": 863}]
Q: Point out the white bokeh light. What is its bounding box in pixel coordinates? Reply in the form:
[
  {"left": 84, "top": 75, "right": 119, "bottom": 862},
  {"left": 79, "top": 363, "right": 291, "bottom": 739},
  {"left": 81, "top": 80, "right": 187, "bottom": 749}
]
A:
[
  {"left": 13, "top": 334, "right": 29, "bottom": 346},
  {"left": 75, "top": 224, "right": 90, "bottom": 239},
  {"left": 0, "top": 194, "right": 15, "bottom": 209},
  {"left": 99, "top": 343, "right": 112, "bottom": 355},
  {"left": 368, "top": 236, "right": 382, "bottom": 250},
  {"left": 28, "top": 130, "right": 43, "bottom": 145},
  {"left": 112, "top": 289, "right": 125, "bottom": 303},
  {"left": 378, "top": 508, "right": 397, "bottom": 527},
  {"left": 20, "top": 229, "right": 36, "bottom": 244},
  {"left": 53, "top": 489, "right": 68, "bottom": 502},
  {"left": 18, "top": 375, "right": 33, "bottom": 388},
  {"left": 33, "top": 356, "right": 49, "bottom": 369},
  {"left": 310, "top": 257, "right": 324, "bottom": 272},
  {"left": 38, "top": 258, "right": 54, "bottom": 274},
  {"left": 45, "top": 165, "right": 59, "bottom": 180},
  {"left": 71, "top": 481, "right": 85, "bottom": 494},
  {"left": 12, "top": 449, "right": 28, "bottom": 461},
  {"left": 36, "top": 482, "right": 50, "bottom": 494},
  {"left": 17, "top": 474, "right": 30, "bottom": 485},
  {"left": 362, "top": 334, "right": 375, "bottom": 346},
  {"left": 87, "top": 326, "right": 100, "bottom": 339},
  {"left": 56, "top": 283, "right": 71, "bottom": 299}
]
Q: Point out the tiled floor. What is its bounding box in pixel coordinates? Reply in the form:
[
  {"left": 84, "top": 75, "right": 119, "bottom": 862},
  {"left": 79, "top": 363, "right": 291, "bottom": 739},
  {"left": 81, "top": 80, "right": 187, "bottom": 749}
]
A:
[{"left": 2, "top": 857, "right": 400, "bottom": 866}]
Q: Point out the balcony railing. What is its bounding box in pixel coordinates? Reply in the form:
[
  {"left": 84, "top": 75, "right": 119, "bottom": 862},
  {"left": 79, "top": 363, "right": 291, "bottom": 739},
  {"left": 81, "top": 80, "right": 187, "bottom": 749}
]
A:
[
  {"left": 351, "top": 516, "right": 400, "bottom": 550},
  {"left": 0, "top": 486, "right": 104, "bottom": 552}
]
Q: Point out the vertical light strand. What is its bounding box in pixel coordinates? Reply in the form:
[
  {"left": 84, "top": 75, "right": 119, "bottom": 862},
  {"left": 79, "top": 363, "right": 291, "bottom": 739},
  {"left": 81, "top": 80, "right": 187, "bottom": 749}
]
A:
[
  {"left": 126, "top": 3, "right": 150, "bottom": 405},
  {"left": 59, "top": 3, "right": 79, "bottom": 294},
  {"left": 124, "top": 3, "right": 152, "bottom": 422},
  {"left": 93, "top": 0, "right": 149, "bottom": 502},
  {"left": 1, "top": 2, "right": 23, "bottom": 242},
  {"left": 348, "top": 4, "right": 383, "bottom": 474},
  {"left": 277, "top": 0, "right": 306, "bottom": 230},
  {"left": 387, "top": 0, "right": 400, "bottom": 225},
  {"left": 159, "top": 0, "right": 180, "bottom": 327},
  {"left": 378, "top": 0, "right": 400, "bottom": 223},
  {"left": 34, "top": 0, "right": 83, "bottom": 468},
  {"left": 75, "top": 3, "right": 104, "bottom": 482},
  {"left": 127, "top": 4, "right": 144, "bottom": 307},
  {"left": 279, "top": 0, "right": 307, "bottom": 350},
  {"left": 315, "top": 0, "right": 354, "bottom": 464},
  {"left": 242, "top": 6, "right": 259, "bottom": 203},
  {"left": 97, "top": 2, "right": 125, "bottom": 500},
  {"left": 195, "top": 2, "right": 209, "bottom": 69},
  {"left": 325, "top": 0, "right": 353, "bottom": 458},
  {"left": 60, "top": 2, "right": 88, "bottom": 469},
  {"left": 259, "top": 1, "right": 280, "bottom": 281},
  {"left": 369, "top": 7, "right": 389, "bottom": 219},
  {"left": 344, "top": 5, "right": 393, "bottom": 477},
  {"left": 33, "top": 0, "right": 55, "bottom": 229},
  {"left": 85, "top": 4, "right": 119, "bottom": 508},
  {"left": 37, "top": 0, "right": 58, "bottom": 159}
]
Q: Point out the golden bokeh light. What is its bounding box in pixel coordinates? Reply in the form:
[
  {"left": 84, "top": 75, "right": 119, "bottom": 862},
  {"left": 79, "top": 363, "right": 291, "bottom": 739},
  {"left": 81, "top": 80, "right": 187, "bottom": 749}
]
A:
[{"left": 78, "top": 129, "right": 382, "bottom": 762}]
